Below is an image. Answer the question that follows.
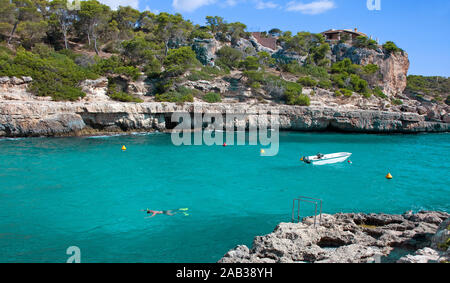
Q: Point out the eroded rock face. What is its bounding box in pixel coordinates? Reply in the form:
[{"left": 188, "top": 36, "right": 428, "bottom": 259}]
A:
[
  {"left": 332, "top": 44, "right": 410, "bottom": 97},
  {"left": 0, "top": 75, "right": 448, "bottom": 137},
  {"left": 80, "top": 77, "right": 110, "bottom": 101},
  {"left": 181, "top": 79, "right": 230, "bottom": 94},
  {"left": 218, "top": 211, "right": 450, "bottom": 263},
  {"left": 397, "top": 217, "right": 450, "bottom": 263},
  {"left": 0, "top": 102, "right": 448, "bottom": 137},
  {"left": 192, "top": 38, "right": 222, "bottom": 66}
]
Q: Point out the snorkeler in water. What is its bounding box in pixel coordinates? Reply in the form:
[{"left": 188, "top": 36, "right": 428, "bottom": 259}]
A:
[{"left": 142, "top": 208, "right": 189, "bottom": 218}]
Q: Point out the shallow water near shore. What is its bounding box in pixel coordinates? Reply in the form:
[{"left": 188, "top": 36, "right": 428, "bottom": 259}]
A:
[{"left": 0, "top": 132, "right": 449, "bottom": 263}]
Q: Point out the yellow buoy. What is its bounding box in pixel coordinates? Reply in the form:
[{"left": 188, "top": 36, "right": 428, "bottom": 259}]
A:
[
  {"left": 386, "top": 173, "right": 393, "bottom": 179},
  {"left": 121, "top": 145, "right": 127, "bottom": 151},
  {"left": 260, "top": 149, "right": 265, "bottom": 154}
]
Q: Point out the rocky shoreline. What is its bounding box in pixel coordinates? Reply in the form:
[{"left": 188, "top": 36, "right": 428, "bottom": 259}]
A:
[
  {"left": 0, "top": 76, "right": 449, "bottom": 138},
  {"left": 219, "top": 211, "right": 450, "bottom": 263},
  {"left": 0, "top": 100, "right": 448, "bottom": 138}
]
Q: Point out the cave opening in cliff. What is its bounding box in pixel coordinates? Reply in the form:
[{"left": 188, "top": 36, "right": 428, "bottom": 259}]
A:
[{"left": 164, "top": 114, "right": 183, "bottom": 130}]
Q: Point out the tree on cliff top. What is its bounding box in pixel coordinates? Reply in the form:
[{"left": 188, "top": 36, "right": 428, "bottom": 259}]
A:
[
  {"left": 383, "top": 41, "right": 403, "bottom": 54},
  {"left": 78, "top": 0, "right": 111, "bottom": 55},
  {"left": 5, "top": 0, "right": 43, "bottom": 45},
  {"left": 205, "top": 16, "right": 225, "bottom": 34},
  {"left": 163, "top": 46, "right": 200, "bottom": 77},
  {"left": 48, "top": 0, "right": 75, "bottom": 50}
]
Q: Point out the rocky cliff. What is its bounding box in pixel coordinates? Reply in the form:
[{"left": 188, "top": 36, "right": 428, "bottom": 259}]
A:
[
  {"left": 0, "top": 76, "right": 448, "bottom": 137},
  {"left": 219, "top": 211, "right": 450, "bottom": 263},
  {"left": 331, "top": 43, "right": 410, "bottom": 97},
  {"left": 1, "top": 98, "right": 448, "bottom": 138}
]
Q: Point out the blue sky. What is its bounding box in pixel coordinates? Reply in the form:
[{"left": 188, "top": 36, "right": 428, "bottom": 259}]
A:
[{"left": 100, "top": 0, "right": 450, "bottom": 77}]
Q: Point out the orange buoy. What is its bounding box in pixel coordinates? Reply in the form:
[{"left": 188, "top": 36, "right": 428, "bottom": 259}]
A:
[
  {"left": 121, "top": 145, "right": 127, "bottom": 151},
  {"left": 386, "top": 173, "right": 393, "bottom": 179}
]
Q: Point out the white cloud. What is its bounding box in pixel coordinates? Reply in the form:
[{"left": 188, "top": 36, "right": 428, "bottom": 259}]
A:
[
  {"left": 99, "top": 0, "right": 139, "bottom": 10},
  {"left": 286, "top": 0, "right": 336, "bottom": 15},
  {"left": 224, "top": 0, "right": 238, "bottom": 6},
  {"left": 172, "top": 0, "right": 217, "bottom": 12},
  {"left": 255, "top": 1, "right": 279, "bottom": 9}
]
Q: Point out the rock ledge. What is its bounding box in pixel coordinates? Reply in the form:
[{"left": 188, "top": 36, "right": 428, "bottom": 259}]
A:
[{"left": 219, "top": 211, "right": 450, "bottom": 263}]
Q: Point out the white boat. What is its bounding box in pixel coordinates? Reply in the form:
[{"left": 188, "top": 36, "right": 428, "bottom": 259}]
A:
[{"left": 302, "top": 152, "right": 352, "bottom": 165}]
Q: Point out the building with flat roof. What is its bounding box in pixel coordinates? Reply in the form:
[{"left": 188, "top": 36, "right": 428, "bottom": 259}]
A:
[{"left": 321, "top": 28, "right": 368, "bottom": 42}]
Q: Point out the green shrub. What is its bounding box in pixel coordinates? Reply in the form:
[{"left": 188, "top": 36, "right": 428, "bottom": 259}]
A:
[
  {"left": 155, "top": 86, "right": 194, "bottom": 103},
  {"left": 331, "top": 73, "right": 347, "bottom": 88},
  {"left": 113, "top": 66, "right": 141, "bottom": 81},
  {"left": 109, "top": 91, "right": 143, "bottom": 102},
  {"left": 318, "top": 80, "right": 332, "bottom": 89},
  {"left": 291, "top": 94, "right": 310, "bottom": 106},
  {"left": 0, "top": 48, "right": 97, "bottom": 101},
  {"left": 190, "top": 29, "right": 213, "bottom": 39},
  {"left": 92, "top": 56, "right": 141, "bottom": 80},
  {"left": 331, "top": 58, "right": 353, "bottom": 74},
  {"left": 361, "top": 91, "right": 372, "bottom": 98},
  {"left": 383, "top": 41, "right": 403, "bottom": 54},
  {"left": 391, "top": 99, "right": 403, "bottom": 105},
  {"left": 363, "top": 64, "right": 379, "bottom": 75},
  {"left": 373, "top": 87, "right": 387, "bottom": 99},
  {"left": 163, "top": 46, "right": 200, "bottom": 77},
  {"left": 243, "top": 70, "right": 265, "bottom": 84},
  {"left": 203, "top": 92, "right": 221, "bottom": 103},
  {"left": 349, "top": 74, "right": 369, "bottom": 93},
  {"left": 239, "top": 56, "right": 260, "bottom": 71},
  {"left": 282, "top": 62, "right": 329, "bottom": 80},
  {"left": 406, "top": 75, "right": 450, "bottom": 99},
  {"left": 437, "top": 238, "right": 450, "bottom": 251},
  {"left": 216, "top": 46, "right": 243, "bottom": 69},
  {"left": 251, "top": 82, "right": 261, "bottom": 89},
  {"left": 311, "top": 43, "right": 330, "bottom": 65},
  {"left": 340, "top": 88, "right": 353, "bottom": 97},
  {"left": 187, "top": 70, "right": 213, "bottom": 81},
  {"left": 330, "top": 61, "right": 370, "bottom": 95},
  {"left": 202, "top": 65, "right": 228, "bottom": 76},
  {"left": 284, "top": 82, "right": 309, "bottom": 105},
  {"left": 297, "top": 76, "right": 317, "bottom": 87},
  {"left": 354, "top": 36, "right": 378, "bottom": 50}
]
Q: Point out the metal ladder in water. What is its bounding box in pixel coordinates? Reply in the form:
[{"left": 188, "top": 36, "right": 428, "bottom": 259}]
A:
[{"left": 292, "top": 196, "right": 323, "bottom": 227}]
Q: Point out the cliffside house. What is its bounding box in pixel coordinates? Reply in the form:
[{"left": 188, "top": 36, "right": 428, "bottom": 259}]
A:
[
  {"left": 251, "top": 32, "right": 278, "bottom": 51},
  {"left": 322, "top": 28, "right": 368, "bottom": 43}
]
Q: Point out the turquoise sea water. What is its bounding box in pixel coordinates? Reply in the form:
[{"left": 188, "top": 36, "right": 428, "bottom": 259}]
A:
[{"left": 0, "top": 132, "right": 449, "bottom": 263}]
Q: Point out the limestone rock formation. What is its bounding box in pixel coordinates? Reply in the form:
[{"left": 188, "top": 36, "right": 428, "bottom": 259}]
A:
[
  {"left": 397, "top": 217, "right": 450, "bottom": 263},
  {"left": 331, "top": 43, "right": 410, "bottom": 97},
  {"left": 218, "top": 211, "right": 450, "bottom": 263},
  {"left": 0, "top": 100, "right": 449, "bottom": 137},
  {"left": 181, "top": 79, "right": 230, "bottom": 94},
  {"left": 80, "top": 77, "right": 110, "bottom": 101},
  {"left": 192, "top": 38, "right": 222, "bottom": 66}
]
